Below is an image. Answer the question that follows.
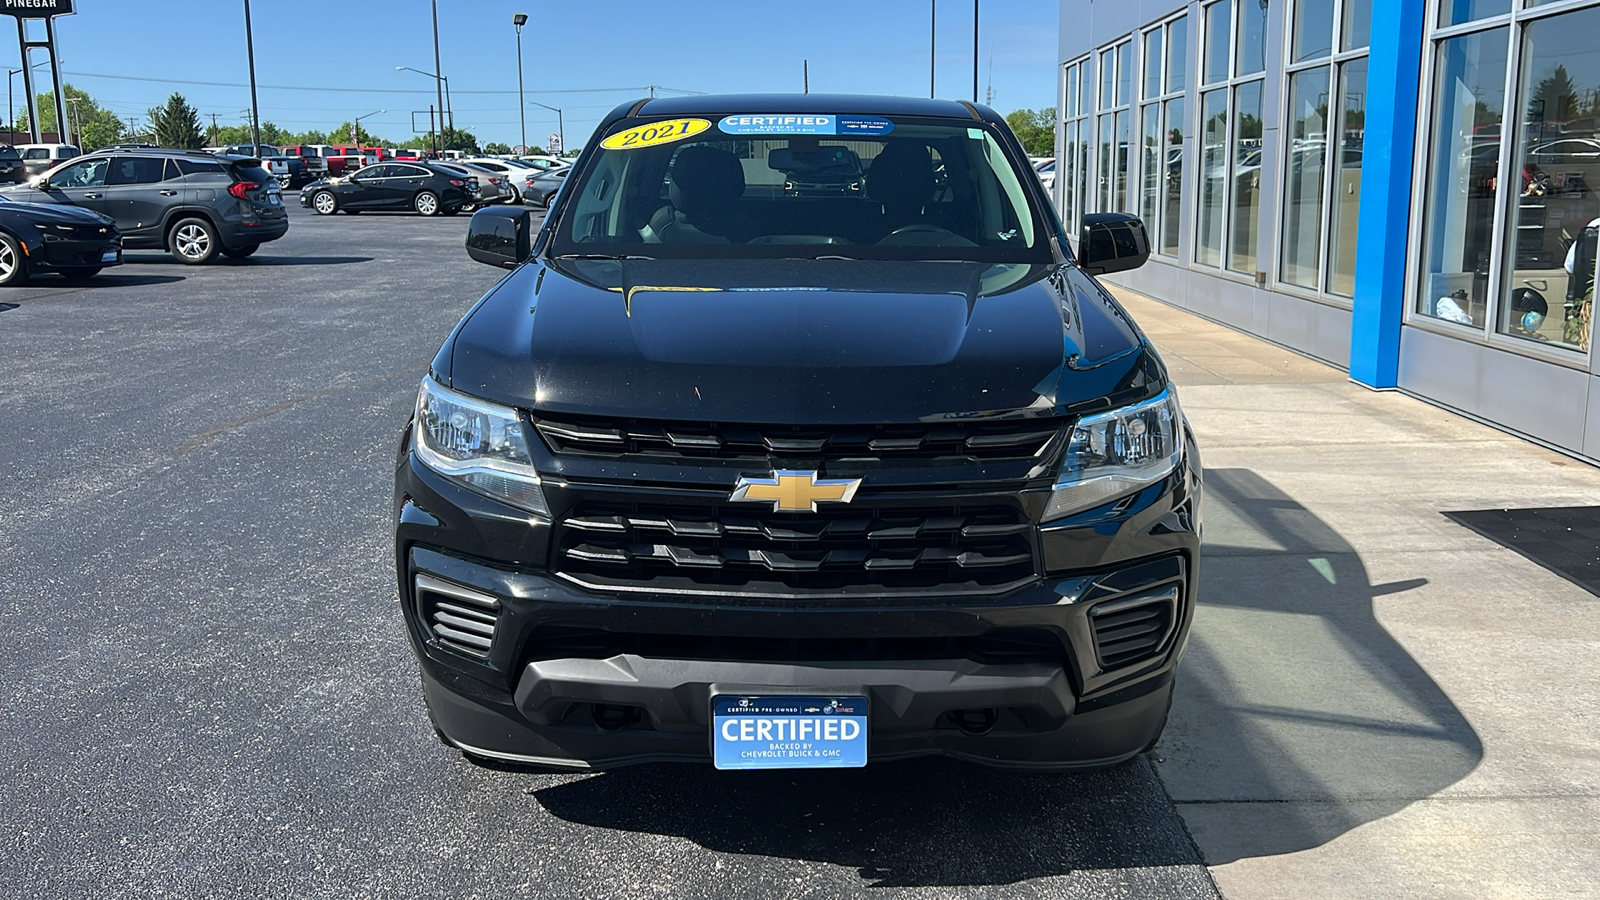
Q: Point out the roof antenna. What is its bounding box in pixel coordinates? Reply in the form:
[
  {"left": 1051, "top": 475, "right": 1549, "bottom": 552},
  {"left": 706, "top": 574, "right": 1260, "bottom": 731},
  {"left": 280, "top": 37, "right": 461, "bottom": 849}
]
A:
[{"left": 804, "top": 59, "right": 809, "bottom": 94}]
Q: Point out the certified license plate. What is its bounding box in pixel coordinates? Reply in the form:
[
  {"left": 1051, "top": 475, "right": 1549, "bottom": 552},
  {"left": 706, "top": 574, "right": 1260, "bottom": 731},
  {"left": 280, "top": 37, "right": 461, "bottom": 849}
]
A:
[
  {"left": 100, "top": 249, "right": 119, "bottom": 263},
  {"left": 712, "top": 695, "right": 867, "bottom": 770}
]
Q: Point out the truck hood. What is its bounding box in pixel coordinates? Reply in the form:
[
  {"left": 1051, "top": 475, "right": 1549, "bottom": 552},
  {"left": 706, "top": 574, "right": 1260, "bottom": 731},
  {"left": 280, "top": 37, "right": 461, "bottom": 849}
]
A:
[{"left": 446, "top": 257, "right": 1161, "bottom": 424}]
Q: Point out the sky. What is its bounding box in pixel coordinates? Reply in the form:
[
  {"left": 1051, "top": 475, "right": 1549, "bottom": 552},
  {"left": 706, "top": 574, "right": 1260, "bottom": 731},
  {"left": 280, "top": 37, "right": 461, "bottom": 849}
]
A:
[{"left": 12, "top": 0, "right": 1060, "bottom": 151}]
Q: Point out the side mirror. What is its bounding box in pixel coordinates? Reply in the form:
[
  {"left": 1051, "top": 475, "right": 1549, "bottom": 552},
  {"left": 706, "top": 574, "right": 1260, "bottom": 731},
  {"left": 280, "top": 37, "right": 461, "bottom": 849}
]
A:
[
  {"left": 1078, "top": 213, "right": 1150, "bottom": 276},
  {"left": 466, "top": 205, "right": 534, "bottom": 269},
  {"left": 31, "top": 176, "right": 49, "bottom": 190}
]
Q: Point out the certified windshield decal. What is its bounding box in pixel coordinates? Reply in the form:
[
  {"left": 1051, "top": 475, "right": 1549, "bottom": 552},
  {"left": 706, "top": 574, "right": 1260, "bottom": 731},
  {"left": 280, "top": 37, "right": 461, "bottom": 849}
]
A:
[
  {"left": 718, "top": 115, "right": 894, "bottom": 137},
  {"left": 601, "top": 118, "right": 712, "bottom": 150}
]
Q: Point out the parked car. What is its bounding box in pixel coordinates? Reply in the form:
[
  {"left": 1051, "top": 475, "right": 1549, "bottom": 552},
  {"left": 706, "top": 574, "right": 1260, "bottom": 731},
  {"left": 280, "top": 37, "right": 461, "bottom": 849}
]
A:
[
  {"left": 434, "top": 161, "right": 515, "bottom": 208},
  {"left": 0, "top": 193, "right": 122, "bottom": 285},
  {"left": 410, "top": 94, "right": 1194, "bottom": 772},
  {"left": 519, "top": 166, "right": 567, "bottom": 207},
  {"left": 323, "top": 147, "right": 366, "bottom": 178},
  {"left": 300, "top": 161, "right": 472, "bottom": 216},
  {"left": 278, "top": 145, "right": 328, "bottom": 184},
  {"left": 221, "top": 144, "right": 303, "bottom": 188},
  {"left": 0, "top": 145, "right": 27, "bottom": 184},
  {"left": 0, "top": 147, "right": 287, "bottom": 263},
  {"left": 16, "top": 143, "right": 80, "bottom": 177},
  {"left": 515, "top": 155, "right": 569, "bottom": 171}
]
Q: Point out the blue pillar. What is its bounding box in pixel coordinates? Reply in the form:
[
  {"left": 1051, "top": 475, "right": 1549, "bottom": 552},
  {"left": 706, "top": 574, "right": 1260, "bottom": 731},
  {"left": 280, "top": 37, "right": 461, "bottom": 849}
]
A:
[{"left": 1349, "top": 0, "right": 1428, "bottom": 388}]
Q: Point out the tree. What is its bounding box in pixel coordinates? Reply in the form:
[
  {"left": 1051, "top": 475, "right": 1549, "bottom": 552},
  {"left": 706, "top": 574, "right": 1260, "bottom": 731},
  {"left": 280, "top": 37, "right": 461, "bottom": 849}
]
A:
[
  {"left": 483, "top": 141, "right": 511, "bottom": 155},
  {"left": 15, "top": 84, "right": 124, "bottom": 151},
  {"left": 148, "top": 92, "right": 204, "bottom": 149},
  {"left": 440, "top": 126, "right": 480, "bottom": 154},
  {"left": 1004, "top": 107, "right": 1057, "bottom": 157}
]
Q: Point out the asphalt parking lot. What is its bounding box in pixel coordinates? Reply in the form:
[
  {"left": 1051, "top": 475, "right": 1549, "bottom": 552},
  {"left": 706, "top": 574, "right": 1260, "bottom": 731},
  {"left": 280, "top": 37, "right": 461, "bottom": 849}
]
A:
[{"left": 0, "top": 204, "right": 1223, "bottom": 899}]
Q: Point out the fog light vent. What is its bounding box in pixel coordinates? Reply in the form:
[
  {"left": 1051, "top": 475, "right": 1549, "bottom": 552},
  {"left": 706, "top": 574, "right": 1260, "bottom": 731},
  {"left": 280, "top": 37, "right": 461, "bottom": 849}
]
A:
[
  {"left": 415, "top": 573, "right": 502, "bottom": 658},
  {"left": 1088, "top": 586, "right": 1178, "bottom": 670}
]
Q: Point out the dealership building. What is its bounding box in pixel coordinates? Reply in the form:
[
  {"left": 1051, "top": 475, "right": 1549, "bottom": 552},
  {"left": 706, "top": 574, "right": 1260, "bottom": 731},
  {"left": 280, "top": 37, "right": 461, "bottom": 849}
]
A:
[{"left": 1058, "top": 0, "right": 1600, "bottom": 463}]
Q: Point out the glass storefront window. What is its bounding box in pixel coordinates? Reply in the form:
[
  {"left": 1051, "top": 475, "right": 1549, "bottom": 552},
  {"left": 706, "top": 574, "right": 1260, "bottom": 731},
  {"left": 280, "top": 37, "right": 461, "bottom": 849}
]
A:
[
  {"left": 1066, "top": 66, "right": 1080, "bottom": 118},
  {"left": 1418, "top": 28, "right": 1509, "bottom": 328},
  {"left": 1329, "top": 58, "right": 1367, "bottom": 297},
  {"left": 1205, "top": 2, "right": 1232, "bottom": 85},
  {"left": 1164, "top": 98, "right": 1185, "bottom": 255},
  {"left": 1235, "top": 0, "right": 1267, "bottom": 76},
  {"left": 1141, "top": 105, "right": 1162, "bottom": 229},
  {"left": 1497, "top": 6, "right": 1600, "bottom": 350},
  {"left": 1229, "top": 81, "right": 1264, "bottom": 274},
  {"left": 1293, "top": 0, "right": 1335, "bottom": 63},
  {"left": 1198, "top": 89, "right": 1229, "bottom": 266},
  {"left": 1438, "top": 0, "right": 1511, "bottom": 28},
  {"left": 1167, "top": 16, "right": 1189, "bottom": 94},
  {"left": 1282, "top": 67, "right": 1331, "bottom": 289},
  {"left": 1101, "top": 48, "right": 1116, "bottom": 109},
  {"left": 1114, "top": 111, "right": 1131, "bottom": 210},
  {"left": 1341, "top": 0, "right": 1372, "bottom": 52},
  {"left": 1144, "top": 28, "right": 1164, "bottom": 99},
  {"left": 1098, "top": 112, "right": 1114, "bottom": 211},
  {"left": 1117, "top": 42, "right": 1132, "bottom": 106}
]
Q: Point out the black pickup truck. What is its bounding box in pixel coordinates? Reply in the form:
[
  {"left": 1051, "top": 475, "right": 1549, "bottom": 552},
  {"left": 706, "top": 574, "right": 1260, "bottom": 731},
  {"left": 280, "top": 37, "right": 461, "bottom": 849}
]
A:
[{"left": 396, "top": 94, "right": 1201, "bottom": 773}]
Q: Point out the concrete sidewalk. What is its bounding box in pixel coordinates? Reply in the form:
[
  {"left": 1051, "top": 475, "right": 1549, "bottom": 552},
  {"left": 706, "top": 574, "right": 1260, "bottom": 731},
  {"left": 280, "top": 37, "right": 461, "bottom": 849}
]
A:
[{"left": 1112, "top": 286, "right": 1600, "bottom": 900}]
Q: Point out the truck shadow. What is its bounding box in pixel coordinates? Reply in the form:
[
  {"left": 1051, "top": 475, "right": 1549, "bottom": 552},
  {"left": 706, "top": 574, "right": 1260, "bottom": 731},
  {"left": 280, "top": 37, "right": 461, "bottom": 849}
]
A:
[
  {"left": 526, "top": 467, "right": 1480, "bottom": 884},
  {"left": 1157, "top": 468, "right": 1482, "bottom": 863}
]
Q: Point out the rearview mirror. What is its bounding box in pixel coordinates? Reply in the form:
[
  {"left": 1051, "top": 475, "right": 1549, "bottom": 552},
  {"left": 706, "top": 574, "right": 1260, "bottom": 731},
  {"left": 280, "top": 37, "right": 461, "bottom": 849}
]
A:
[
  {"left": 466, "top": 205, "right": 535, "bottom": 269},
  {"left": 1078, "top": 213, "right": 1150, "bottom": 276}
]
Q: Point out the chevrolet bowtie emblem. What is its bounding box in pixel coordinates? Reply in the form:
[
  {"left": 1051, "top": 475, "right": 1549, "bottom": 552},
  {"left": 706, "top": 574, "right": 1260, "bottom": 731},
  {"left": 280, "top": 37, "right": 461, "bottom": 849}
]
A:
[{"left": 730, "top": 470, "right": 862, "bottom": 512}]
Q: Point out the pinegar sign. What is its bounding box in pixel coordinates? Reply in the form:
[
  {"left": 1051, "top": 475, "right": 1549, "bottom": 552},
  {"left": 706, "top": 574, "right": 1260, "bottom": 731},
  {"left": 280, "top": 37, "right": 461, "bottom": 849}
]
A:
[{"left": 1, "top": 0, "right": 75, "bottom": 17}]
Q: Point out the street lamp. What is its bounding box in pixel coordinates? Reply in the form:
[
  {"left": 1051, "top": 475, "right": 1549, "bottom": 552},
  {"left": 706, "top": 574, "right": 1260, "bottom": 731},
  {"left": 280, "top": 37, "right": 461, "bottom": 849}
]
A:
[
  {"left": 243, "top": 0, "right": 262, "bottom": 150},
  {"left": 397, "top": 65, "right": 453, "bottom": 151},
  {"left": 529, "top": 101, "right": 563, "bottom": 157},
  {"left": 513, "top": 14, "right": 528, "bottom": 154},
  {"left": 353, "top": 108, "right": 386, "bottom": 146}
]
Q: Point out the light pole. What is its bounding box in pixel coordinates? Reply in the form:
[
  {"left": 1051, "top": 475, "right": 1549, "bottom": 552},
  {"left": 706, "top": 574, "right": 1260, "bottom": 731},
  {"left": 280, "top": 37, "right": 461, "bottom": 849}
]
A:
[
  {"left": 529, "top": 101, "right": 562, "bottom": 157},
  {"left": 7, "top": 59, "right": 56, "bottom": 144},
  {"left": 972, "top": 0, "right": 979, "bottom": 103},
  {"left": 930, "top": 0, "right": 936, "bottom": 98},
  {"left": 353, "top": 109, "right": 386, "bottom": 146},
  {"left": 431, "top": 0, "right": 446, "bottom": 150},
  {"left": 513, "top": 13, "right": 528, "bottom": 154},
  {"left": 243, "top": 0, "right": 262, "bottom": 150},
  {"left": 398, "top": 66, "right": 453, "bottom": 151}
]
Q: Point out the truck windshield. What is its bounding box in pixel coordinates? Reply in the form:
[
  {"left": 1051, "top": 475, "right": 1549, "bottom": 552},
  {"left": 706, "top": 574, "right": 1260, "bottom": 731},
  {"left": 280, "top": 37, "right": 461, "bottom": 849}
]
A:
[{"left": 551, "top": 115, "right": 1055, "bottom": 263}]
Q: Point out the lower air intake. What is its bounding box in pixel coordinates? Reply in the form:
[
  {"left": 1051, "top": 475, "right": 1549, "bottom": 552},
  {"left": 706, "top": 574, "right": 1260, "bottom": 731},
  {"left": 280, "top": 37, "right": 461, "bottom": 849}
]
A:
[
  {"left": 1088, "top": 586, "right": 1178, "bottom": 670},
  {"left": 415, "top": 573, "right": 502, "bottom": 658}
]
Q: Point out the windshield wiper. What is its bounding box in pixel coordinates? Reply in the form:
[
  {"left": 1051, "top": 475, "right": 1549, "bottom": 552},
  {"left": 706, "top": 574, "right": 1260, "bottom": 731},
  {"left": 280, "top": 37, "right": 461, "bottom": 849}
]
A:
[{"left": 555, "top": 253, "right": 656, "bottom": 261}]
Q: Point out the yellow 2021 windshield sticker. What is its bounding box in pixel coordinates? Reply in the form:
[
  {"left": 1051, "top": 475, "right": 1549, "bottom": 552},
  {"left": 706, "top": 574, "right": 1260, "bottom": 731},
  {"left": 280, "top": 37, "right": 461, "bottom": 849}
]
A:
[{"left": 601, "top": 118, "right": 712, "bottom": 150}]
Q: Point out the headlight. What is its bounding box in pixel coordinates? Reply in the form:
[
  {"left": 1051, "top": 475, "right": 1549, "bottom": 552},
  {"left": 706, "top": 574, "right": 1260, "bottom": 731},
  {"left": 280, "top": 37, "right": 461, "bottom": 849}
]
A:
[
  {"left": 1042, "top": 388, "right": 1185, "bottom": 521},
  {"left": 413, "top": 376, "right": 549, "bottom": 518}
]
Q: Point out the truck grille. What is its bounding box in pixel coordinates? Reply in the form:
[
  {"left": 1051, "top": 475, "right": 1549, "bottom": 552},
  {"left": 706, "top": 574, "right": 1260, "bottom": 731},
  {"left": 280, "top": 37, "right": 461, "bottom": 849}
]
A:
[
  {"left": 535, "top": 415, "right": 1062, "bottom": 465},
  {"left": 554, "top": 501, "right": 1039, "bottom": 597}
]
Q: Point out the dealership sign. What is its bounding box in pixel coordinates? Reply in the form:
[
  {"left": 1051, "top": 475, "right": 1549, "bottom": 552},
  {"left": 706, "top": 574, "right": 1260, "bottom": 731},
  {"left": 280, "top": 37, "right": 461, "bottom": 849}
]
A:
[{"left": 2, "top": 0, "right": 74, "bottom": 16}]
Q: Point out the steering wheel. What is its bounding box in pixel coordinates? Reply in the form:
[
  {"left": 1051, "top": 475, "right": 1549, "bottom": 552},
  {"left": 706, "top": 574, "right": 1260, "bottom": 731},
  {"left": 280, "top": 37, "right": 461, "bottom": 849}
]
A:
[{"left": 887, "top": 223, "right": 958, "bottom": 237}]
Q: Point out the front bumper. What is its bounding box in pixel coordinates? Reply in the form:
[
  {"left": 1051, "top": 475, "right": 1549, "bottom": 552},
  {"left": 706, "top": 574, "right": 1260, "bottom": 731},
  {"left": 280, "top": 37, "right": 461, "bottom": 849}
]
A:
[
  {"left": 37, "top": 234, "right": 123, "bottom": 270},
  {"left": 394, "top": 430, "right": 1201, "bottom": 770}
]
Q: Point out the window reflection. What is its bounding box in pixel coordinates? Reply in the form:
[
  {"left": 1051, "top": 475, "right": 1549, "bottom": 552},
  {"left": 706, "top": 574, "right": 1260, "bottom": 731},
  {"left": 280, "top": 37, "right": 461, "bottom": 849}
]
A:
[
  {"left": 1499, "top": 7, "right": 1600, "bottom": 350},
  {"left": 1283, "top": 67, "right": 1331, "bottom": 289},
  {"left": 1198, "top": 90, "right": 1229, "bottom": 266},
  {"left": 1230, "top": 81, "right": 1264, "bottom": 274},
  {"left": 1329, "top": 58, "right": 1367, "bottom": 297},
  {"left": 1164, "top": 97, "right": 1185, "bottom": 256},
  {"left": 1418, "top": 28, "right": 1508, "bottom": 328}
]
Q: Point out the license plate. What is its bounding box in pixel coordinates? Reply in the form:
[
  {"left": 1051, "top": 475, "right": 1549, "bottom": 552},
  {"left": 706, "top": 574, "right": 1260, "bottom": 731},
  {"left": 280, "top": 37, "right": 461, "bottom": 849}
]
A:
[
  {"left": 266, "top": 193, "right": 282, "bottom": 206},
  {"left": 100, "top": 249, "right": 119, "bottom": 263},
  {"left": 712, "top": 695, "right": 867, "bottom": 770}
]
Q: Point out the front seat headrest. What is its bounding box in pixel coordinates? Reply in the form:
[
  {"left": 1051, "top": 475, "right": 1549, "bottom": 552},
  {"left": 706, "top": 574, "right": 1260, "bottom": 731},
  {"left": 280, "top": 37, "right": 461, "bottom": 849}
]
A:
[
  {"left": 669, "top": 146, "right": 745, "bottom": 215},
  {"left": 866, "top": 143, "right": 936, "bottom": 213}
]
